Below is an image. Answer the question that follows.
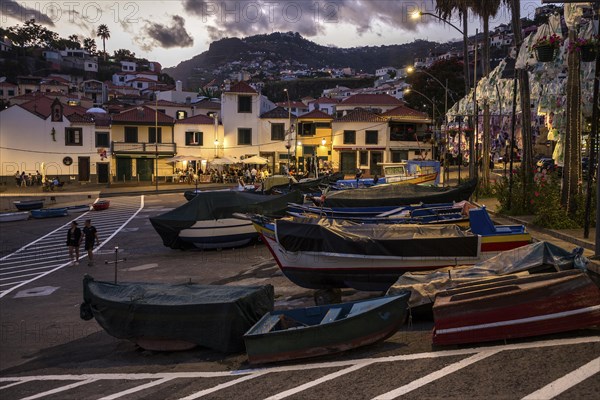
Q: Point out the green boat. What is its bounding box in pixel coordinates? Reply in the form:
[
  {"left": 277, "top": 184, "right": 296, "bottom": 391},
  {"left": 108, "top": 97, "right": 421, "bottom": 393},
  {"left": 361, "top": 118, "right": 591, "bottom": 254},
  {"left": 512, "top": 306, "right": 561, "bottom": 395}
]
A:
[{"left": 243, "top": 292, "right": 410, "bottom": 364}]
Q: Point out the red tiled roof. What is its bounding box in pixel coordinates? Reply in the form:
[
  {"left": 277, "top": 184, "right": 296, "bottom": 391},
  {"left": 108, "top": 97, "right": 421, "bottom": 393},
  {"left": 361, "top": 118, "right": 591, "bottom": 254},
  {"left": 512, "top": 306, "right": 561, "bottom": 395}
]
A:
[
  {"left": 18, "top": 95, "right": 88, "bottom": 119},
  {"left": 260, "top": 106, "right": 296, "bottom": 119},
  {"left": 335, "top": 108, "right": 388, "bottom": 122},
  {"left": 175, "top": 114, "right": 217, "bottom": 124},
  {"left": 381, "top": 105, "right": 430, "bottom": 120},
  {"left": 194, "top": 100, "right": 221, "bottom": 109},
  {"left": 111, "top": 105, "right": 174, "bottom": 124},
  {"left": 311, "top": 97, "right": 339, "bottom": 104},
  {"left": 225, "top": 81, "right": 257, "bottom": 94},
  {"left": 66, "top": 113, "right": 95, "bottom": 123},
  {"left": 126, "top": 77, "right": 158, "bottom": 83},
  {"left": 340, "top": 94, "right": 403, "bottom": 106},
  {"left": 0, "top": 82, "right": 17, "bottom": 87},
  {"left": 298, "top": 109, "right": 333, "bottom": 120}
]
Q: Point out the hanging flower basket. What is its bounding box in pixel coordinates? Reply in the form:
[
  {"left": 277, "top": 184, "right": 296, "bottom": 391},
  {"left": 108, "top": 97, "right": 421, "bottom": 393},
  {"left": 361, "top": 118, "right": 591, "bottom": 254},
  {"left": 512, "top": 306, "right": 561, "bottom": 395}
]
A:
[
  {"left": 580, "top": 45, "right": 597, "bottom": 62},
  {"left": 568, "top": 36, "right": 598, "bottom": 62},
  {"left": 535, "top": 45, "right": 557, "bottom": 62}
]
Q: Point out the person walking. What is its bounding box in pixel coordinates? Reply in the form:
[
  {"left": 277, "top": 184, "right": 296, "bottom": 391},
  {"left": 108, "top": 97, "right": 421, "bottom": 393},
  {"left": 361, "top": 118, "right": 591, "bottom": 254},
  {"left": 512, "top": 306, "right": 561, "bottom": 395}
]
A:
[
  {"left": 66, "top": 221, "right": 82, "bottom": 266},
  {"left": 82, "top": 219, "right": 100, "bottom": 266}
]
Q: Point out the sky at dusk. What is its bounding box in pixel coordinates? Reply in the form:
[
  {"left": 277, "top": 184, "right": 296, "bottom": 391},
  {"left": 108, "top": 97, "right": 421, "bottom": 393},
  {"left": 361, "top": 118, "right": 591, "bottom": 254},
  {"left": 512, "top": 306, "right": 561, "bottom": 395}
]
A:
[{"left": 1, "top": 1, "right": 545, "bottom": 68}]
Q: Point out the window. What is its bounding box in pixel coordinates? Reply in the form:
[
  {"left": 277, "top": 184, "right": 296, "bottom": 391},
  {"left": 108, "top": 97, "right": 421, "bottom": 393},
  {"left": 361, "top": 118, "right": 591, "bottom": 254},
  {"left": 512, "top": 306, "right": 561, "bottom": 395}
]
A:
[
  {"left": 390, "top": 123, "right": 417, "bottom": 141},
  {"left": 343, "top": 130, "right": 356, "bottom": 144},
  {"left": 0, "top": 89, "right": 3, "bottom": 95},
  {"left": 8, "top": 89, "right": 14, "bottom": 96},
  {"left": 238, "top": 95, "right": 252, "bottom": 113},
  {"left": 391, "top": 150, "right": 408, "bottom": 163},
  {"left": 176, "top": 110, "right": 187, "bottom": 120},
  {"left": 298, "top": 122, "right": 315, "bottom": 136},
  {"left": 124, "top": 126, "right": 138, "bottom": 143},
  {"left": 359, "top": 151, "right": 368, "bottom": 166},
  {"left": 148, "top": 127, "right": 162, "bottom": 143},
  {"left": 65, "top": 127, "right": 82, "bottom": 146},
  {"left": 185, "top": 131, "right": 203, "bottom": 146},
  {"left": 137, "top": 82, "right": 143, "bottom": 88},
  {"left": 95, "top": 131, "right": 109, "bottom": 147},
  {"left": 238, "top": 128, "right": 252, "bottom": 145},
  {"left": 365, "top": 130, "right": 378, "bottom": 144},
  {"left": 271, "top": 123, "right": 285, "bottom": 141}
]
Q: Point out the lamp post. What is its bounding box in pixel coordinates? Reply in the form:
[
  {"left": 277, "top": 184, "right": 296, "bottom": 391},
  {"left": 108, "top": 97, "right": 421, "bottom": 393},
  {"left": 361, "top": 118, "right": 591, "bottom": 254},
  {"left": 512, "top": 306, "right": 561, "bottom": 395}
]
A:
[
  {"left": 403, "top": 88, "right": 439, "bottom": 161},
  {"left": 213, "top": 112, "right": 219, "bottom": 158},
  {"left": 155, "top": 91, "right": 159, "bottom": 192},
  {"left": 284, "top": 88, "right": 292, "bottom": 175}
]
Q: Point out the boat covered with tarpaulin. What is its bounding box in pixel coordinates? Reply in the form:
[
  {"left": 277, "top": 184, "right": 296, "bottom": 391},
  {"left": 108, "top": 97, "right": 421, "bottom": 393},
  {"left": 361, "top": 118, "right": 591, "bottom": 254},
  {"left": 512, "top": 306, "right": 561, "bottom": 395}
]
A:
[
  {"left": 80, "top": 275, "right": 275, "bottom": 353},
  {"left": 150, "top": 190, "right": 303, "bottom": 249}
]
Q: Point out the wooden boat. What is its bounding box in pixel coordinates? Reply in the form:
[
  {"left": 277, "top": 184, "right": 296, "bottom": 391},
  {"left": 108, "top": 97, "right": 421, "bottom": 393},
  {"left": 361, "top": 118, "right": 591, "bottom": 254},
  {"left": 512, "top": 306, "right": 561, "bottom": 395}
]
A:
[
  {"left": 244, "top": 292, "right": 410, "bottom": 364},
  {"left": 92, "top": 200, "right": 110, "bottom": 211},
  {"left": 268, "top": 172, "right": 344, "bottom": 195},
  {"left": 80, "top": 275, "right": 275, "bottom": 353},
  {"left": 0, "top": 211, "right": 30, "bottom": 222},
  {"left": 13, "top": 199, "right": 44, "bottom": 211},
  {"left": 30, "top": 207, "right": 68, "bottom": 218},
  {"left": 432, "top": 270, "right": 600, "bottom": 346},
  {"left": 316, "top": 178, "right": 477, "bottom": 208},
  {"left": 251, "top": 207, "right": 531, "bottom": 292},
  {"left": 66, "top": 204, "right": 91, "bottom": 214},
  {"left": 332, "top": 161, "right": 439, "bottom": 189},
  {"left": 151, "top": 190, "right": 302, "bottom": 250},
  {"left": 287, "top": 202, "right": 457, "bottom": 218}
]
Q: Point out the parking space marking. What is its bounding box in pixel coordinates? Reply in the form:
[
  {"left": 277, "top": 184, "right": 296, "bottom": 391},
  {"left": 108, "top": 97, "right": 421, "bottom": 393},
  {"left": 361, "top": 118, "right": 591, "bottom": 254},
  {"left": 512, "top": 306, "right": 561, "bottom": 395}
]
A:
[
  {"left": 521, "top": 356, "right": 600, "bottom": 400},
  {"left": 372, "top": 349, "right": 501, "bottom": 399},
  {"left": 20, "top": 378, "right": 98, "bottom": 400},
  {"left": 98, "top": 377, "right": 175, "bottom": 400},
  {"left": 178, "top": 371, "right": 270, "bottom": 400}
]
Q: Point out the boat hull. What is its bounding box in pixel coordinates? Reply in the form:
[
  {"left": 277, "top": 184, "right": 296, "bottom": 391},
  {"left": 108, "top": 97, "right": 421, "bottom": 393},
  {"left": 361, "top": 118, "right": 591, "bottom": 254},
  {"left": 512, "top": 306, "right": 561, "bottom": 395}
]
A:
[
  {"left": 179, "top": 218, "right": 257, "bottom": 249},
  {"left": 31, "top": 208, "right": 68, "bottom": 218},
  {"left": 0, "top": 211, "right": 30, "bottom": 222},
  {"left": 244, "top": 292, "right": 410, "bottom": 364},
  {"left": 66, "top": 205, "right": 91, "bottom": 214},
  {"left": 13, "top": 200, "right": 44, "bottom": 211},
  {"left": 92, "top": 200, "right": 110, "bottom": 211},
  {"left": 432, "top": 270, "right": 600, "bottom": 346}
]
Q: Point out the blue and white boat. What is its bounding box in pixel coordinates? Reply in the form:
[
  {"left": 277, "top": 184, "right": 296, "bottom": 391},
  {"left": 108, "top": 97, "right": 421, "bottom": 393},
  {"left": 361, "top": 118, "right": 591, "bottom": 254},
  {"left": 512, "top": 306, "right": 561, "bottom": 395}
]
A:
[{"left": 31, "top": 207, "right": 68, "bottom": 218}]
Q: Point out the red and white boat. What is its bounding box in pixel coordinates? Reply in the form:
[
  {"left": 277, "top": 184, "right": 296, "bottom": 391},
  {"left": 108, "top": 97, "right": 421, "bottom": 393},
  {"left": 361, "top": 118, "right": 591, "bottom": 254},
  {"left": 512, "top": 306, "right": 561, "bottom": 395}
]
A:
[
  {"left": 92, "top": 200, "right": 110, "bottom": 211},
  {"left": 432, "top": 270, "right": 600, "bottom": 346}
]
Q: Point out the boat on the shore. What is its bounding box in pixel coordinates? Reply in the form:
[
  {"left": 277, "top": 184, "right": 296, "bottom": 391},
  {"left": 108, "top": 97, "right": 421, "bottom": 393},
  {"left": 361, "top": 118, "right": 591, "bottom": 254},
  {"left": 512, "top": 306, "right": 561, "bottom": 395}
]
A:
[
  {"left": 66, "top": 204, "right": 91, "bottom": 214},
  {"left": 31, "top": 207, "right": 68, "bottom": 218},
  {"left": 315, "top": 178, "right": 477, "bottom": 208},
  {"left": 332, "top": 161, "right": 439, "bottom": 189},
  {"left": 432, "top": 270, "right": 600, "bottom": 346},
  {"left": 151, "top": 190, "right": 302, "bottom": 249},
  {"left": 92, "top": 200, "right": 110, "bottom": 211},
  {"left": 80, "top": 275, "right": 275, "bottom": 353},
  {"left": 13, "top": 199, "right": 44, "bottom": 211},
  {"left": 0, "top": 211, "right": 30, "bottom": 222},
  {"left": 244, "top": 292, "right": 410, "bottom": 364},
  {"left": 251, "top": 208, "right": 531, "bottom": 291}
]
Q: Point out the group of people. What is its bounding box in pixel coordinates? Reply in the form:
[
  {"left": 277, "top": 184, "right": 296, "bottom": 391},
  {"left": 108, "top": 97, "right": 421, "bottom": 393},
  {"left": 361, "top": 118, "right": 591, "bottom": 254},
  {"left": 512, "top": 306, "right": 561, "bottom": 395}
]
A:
[
  {"left": 208, "top": 166, "right": 271, "bottom": 184},
  {"left": 66, "top": 219, "right": 100, "bottom": 266},
  {"left": 14, "top": 170, "right": 42, "bottom": 187}
]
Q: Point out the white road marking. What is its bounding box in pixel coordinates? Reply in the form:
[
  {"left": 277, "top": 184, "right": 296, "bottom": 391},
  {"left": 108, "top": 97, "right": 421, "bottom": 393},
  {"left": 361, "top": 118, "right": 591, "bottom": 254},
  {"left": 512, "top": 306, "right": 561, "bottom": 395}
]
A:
[
  {"left": 521, "top": 356, "right": 600, "bottom": 400},
  {"left": 264, "top": 362, "right": 374, "bottom": 400},
  {"left": 177, "top": 372, "right": 269, "bottom": 400},
  {"left": 372, "top": 350, "right": 500, "bottom": 399},
  {"left": 19, "top": 378, "right": 97, "bottom": 400},
  {"left": 13, "top": 286, "right": 59, "bottom": 298},
  {"left": 98, "top": 377, "right": 175, "bottom": 400}
]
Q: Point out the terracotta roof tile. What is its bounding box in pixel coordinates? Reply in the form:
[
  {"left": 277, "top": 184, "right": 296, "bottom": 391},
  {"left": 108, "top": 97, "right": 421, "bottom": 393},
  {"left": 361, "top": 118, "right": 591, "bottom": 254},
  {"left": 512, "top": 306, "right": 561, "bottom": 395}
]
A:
[
  {"left": 112, "top": 105, "right": 175, "bottom": 124},
  {"left": 311, "top": 97, "right": 340, "bottom": 104},
  {"left": 335, "top": 108, "right": 388, "bottom": 122},
  {"left": 298, "top": 109, "right": 333, "bottom": 120},
  {"left": 175, "top": 114, "right": 217, "bottom": 124},
  {"left": 340, "top": 94, "right": 403, "bottom": 106},
  {"left": 18, "top": 96, "right": 88, "bottom": 119},
  {"left": 260, "top": 106, "right": 296, "bottom": 119},
  {"left": 225, "top": 81, "right": 257, "bottom": 94},
  {"left": 381, "top": 105, "right": 430, "bottom": 120}
]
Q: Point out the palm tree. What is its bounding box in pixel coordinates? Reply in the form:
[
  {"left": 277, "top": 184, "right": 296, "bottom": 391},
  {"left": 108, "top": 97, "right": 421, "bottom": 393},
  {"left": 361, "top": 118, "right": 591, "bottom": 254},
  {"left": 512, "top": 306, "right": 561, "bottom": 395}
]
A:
[
  {"left": 471, "top": 0, "right": 502, "bottom": 190},
  {"left": 96, "top": 24, "right": 110, "bottom": 61}
]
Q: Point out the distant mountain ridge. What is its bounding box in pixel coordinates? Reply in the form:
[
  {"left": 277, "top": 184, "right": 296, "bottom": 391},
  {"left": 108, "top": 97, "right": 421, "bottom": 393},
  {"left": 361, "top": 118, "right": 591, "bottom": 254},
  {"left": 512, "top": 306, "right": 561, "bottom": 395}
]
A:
[{"left": 163, "top": 32, "right": 448, "bottom": 90}]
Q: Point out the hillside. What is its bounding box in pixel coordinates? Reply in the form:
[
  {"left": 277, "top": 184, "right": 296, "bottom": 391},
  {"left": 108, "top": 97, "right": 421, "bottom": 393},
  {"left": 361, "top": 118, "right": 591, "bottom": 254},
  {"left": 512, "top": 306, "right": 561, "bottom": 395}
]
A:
[{"left": 163, "top": 32, "right": 448, "bottom": 91}]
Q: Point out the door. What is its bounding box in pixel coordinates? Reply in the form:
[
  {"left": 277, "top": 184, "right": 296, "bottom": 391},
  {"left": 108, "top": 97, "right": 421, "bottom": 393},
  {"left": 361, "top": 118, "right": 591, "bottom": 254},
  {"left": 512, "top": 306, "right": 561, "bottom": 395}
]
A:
[
  {"left": 136, "top": 158, "right": 154, "bottom": 181},
  {"left": 370, "top": 151, "right": 383, "bottom": 176},
  {"left": 78, "top": 157, "right": 90, "bottom": 181},
  {"left": 116, "top": 157, "right": 132, "bottom": 181},
  {"left": 97, "top": 163, "right": 109, "bottom": 183},
  {"left": 340, "top": 151, "right": 357, "bottom": 175}
]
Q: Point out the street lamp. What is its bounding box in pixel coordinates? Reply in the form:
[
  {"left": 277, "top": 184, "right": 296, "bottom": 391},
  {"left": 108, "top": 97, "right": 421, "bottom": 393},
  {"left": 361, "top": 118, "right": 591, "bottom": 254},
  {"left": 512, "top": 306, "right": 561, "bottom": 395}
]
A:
[
  {"left": 212, "top": 112, "right": 219, "bottom": 158},
  {"left": 284, "top": 88, "right": 292, "bottom": 175},
  {"left": 155, "top": 91, "right": 159, "bottom": 192}
]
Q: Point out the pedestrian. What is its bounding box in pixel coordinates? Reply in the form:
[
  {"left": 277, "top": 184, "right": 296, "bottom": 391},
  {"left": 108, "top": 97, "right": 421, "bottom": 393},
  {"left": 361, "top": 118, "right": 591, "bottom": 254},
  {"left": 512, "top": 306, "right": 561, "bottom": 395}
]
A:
[
  {"left": 66, "top": 221, "right": 82, "bottom": 266},
  {"left": 20, "top": 171, "right": 26, "bottom": 187},
  {"left": 15, "top": 171, "right": 20, "bottom": 187},
  {"left": 83, "top": 219, "right": 100, "bottom": 266}
]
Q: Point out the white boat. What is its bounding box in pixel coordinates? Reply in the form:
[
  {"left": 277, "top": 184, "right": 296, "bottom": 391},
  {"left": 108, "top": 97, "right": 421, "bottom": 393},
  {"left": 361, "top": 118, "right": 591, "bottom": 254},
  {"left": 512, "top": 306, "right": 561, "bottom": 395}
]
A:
[
  {"left": 179, "top": 218, "right": 257, "bottom": 249},
  {"left": 0, "top": 211, "right": 30, "bottom": 222}
]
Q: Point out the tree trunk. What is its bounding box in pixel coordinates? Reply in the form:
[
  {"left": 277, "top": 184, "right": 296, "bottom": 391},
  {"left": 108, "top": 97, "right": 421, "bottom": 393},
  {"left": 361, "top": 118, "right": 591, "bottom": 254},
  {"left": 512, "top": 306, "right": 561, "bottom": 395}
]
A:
[
  {"left": 562, "top": 28, "right": 582, "bottom": 215},
  {"left": 462, "top": 10, "right": 470, "bottom": 99},
  {"left": 481, "top": 17, "right": 491, "bottom": 189}
]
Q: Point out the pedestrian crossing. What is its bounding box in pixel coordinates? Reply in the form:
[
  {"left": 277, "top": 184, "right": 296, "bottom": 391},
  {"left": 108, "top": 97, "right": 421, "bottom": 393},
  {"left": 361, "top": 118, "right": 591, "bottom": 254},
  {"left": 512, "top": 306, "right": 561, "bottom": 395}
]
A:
[{"left": 0, "top": 196, "right": 144, "bottom": 298}]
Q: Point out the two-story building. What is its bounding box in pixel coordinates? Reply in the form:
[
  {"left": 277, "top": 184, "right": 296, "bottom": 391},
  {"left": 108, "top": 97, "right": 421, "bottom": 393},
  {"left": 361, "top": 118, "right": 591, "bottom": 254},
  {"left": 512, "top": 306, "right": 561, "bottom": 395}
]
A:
[
  {"left": 257, "top": 106, "right": 296, "bottom": 174},
  {"left": 295, "top": 109, "right": 333, "bottom": 173}
]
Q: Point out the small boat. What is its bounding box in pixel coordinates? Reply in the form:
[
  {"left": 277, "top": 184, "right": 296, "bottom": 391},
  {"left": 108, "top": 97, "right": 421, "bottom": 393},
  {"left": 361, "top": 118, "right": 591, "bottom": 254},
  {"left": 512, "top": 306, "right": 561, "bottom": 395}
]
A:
[
  {"left": 0, "top": 211, "right": 30, "bottom": 222},
  {"left": 432, "top": 270, "right": 600, "bottom": 346},
  {"left": 80, "top": 275, "right": 275, "bottom": 353},
  {"left": 244, "top": 292, "right": 410, "bottom": 364},
  {"left": 30, "top": 207, "right": 68, "bottom": 218},
  {"left": 13, "top": 199, "right": 44, "bottom": 211},
  {"left": 92, "top": 200, "right": 110, "bottom": 211},
  {"left": 332, "top": 161, "right": 439, "bottom": 189},
  {"left": 66, "top": 204, "right": 91, "bottom": 214}
]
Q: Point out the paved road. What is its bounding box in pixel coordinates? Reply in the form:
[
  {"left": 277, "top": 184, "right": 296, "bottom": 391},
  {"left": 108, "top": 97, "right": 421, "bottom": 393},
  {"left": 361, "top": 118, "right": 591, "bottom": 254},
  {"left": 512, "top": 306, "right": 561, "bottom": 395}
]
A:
[{"left": 0, "top": 193, "right": 599, "bottom": 400}]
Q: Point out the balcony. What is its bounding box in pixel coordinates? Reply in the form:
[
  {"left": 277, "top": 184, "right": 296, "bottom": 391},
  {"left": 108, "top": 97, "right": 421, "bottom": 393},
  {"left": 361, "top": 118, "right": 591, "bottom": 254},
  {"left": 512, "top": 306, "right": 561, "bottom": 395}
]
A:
[{"left": 112, "top": 142, "right": 176, "bottom": 155}]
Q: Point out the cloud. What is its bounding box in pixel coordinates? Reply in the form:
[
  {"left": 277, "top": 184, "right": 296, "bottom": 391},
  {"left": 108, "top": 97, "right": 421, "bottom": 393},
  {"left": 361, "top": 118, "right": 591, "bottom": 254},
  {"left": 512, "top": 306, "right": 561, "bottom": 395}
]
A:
[
  {"left": 1, "top": 0, "right": 57, "bottom": 26},
  {"left": 136, "top": 15, "right": 194, "bottom": 51},
  {"left": 180, "top": 0, "right": 425, "bottom": 41}
]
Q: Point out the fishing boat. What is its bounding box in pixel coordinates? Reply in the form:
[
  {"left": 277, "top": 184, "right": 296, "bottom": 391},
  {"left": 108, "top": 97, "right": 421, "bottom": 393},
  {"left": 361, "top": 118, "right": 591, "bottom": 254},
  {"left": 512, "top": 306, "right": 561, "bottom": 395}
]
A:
[
  {"left": 432, "top": 270, "right": 600, "bottom": 346},
  {"left": 251, "top": 207, "right": 531, "bottom": 292},
  {"left": 332, "top": 161, "right": 439, "bottom": 189},
  {"left": 268, "top": 172, "right": 344, "bottom": 194},
  {"left": 150, "top": 190, "right": 302, "bottom": 249},
  {"left": 92, "top": 200, "right": 110, "bottom": 211},
  {"left": 30, "top": 207, "right": 68, "bottom": 218},
  {"left": 80, "top": 275, "right": 275, "bottom": 353},
  {"left": 0, "top": 211, "right": 30, "bottom": 222},
  {"left": 244, "top": 292, "right": 410, "bottom": 364},
  {"left": 66, "top": 204, "right": 91, "bottom": 214},
  {"left": 316, "top": 178, "right": 477, "bottom": 208},
  {"left": 287, "top": 202, "right": 457, "bottom": 218},
  {"left": 13, "top": 199, "right": 44, "bottom": 211}
]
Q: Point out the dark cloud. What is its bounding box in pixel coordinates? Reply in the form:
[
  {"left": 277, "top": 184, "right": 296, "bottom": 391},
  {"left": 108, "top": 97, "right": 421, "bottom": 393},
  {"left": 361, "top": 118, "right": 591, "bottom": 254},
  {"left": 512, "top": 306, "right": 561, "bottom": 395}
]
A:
[
  {"left": 137, "top": 15, "right": 194, "bottom": 51},
  {"left": 1, "top": 0, "right": 56, "bottom": 26},
  {"left": 180, "top": 0, "right": 424, "bottom": 40}
]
